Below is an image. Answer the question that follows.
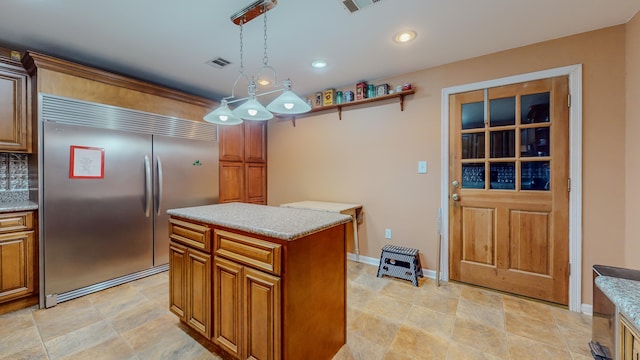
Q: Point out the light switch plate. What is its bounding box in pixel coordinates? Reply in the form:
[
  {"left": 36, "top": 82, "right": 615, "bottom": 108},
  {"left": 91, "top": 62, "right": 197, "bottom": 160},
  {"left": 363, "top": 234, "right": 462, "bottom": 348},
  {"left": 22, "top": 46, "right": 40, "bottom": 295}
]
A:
[{"left": 418, "top": 161, "right": 427, "bottom": 174}]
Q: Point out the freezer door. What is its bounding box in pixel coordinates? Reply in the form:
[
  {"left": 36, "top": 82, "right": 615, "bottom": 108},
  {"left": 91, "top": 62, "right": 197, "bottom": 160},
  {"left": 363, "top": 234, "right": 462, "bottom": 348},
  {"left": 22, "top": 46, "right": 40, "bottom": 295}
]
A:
[
  {"left": 43, "top": 122, "right": 154, "bottom": 296},
  {"left": 153, "top": 135, "right": 219, "bottom": 265}
]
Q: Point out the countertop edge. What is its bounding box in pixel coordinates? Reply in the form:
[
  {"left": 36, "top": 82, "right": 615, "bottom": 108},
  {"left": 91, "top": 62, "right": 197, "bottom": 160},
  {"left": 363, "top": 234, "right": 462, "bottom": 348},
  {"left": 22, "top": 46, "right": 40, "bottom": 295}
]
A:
[
  {"left": 0, "top": 201, "right": 39, "bottom": 213},
  {"left": 167, "top": 204, "right": 352, "bottom": 241},
  {"left": 595, "top": 276, "right": 640, "bottom": 331}
]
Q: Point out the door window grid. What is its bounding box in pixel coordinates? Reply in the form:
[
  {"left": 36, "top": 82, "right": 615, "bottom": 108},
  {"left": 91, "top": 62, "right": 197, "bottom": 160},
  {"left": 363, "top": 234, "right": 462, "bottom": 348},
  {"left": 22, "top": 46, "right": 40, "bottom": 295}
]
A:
[{"left": 460, "top": 91, "right": 551, "bottom": 191}]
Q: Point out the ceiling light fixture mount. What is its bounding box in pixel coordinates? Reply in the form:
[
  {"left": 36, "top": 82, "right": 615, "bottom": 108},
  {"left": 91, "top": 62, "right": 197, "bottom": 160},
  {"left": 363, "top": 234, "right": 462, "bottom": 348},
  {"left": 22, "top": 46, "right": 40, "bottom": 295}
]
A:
[{"left": 204, "top": 0, "right": 310, "bottom": 125}]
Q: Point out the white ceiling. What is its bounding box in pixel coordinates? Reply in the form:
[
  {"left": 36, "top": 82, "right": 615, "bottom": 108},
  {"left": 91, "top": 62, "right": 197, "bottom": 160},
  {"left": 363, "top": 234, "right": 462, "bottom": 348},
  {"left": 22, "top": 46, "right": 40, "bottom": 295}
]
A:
[{"left": 0, "top": 0, "right": 639, "bottom": 103}]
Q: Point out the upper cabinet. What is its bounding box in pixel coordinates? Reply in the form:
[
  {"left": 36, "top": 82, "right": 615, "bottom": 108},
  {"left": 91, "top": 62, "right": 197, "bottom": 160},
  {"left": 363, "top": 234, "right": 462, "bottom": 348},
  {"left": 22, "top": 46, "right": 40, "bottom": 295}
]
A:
[
  {"left": 219, "top": 121, "right": 267, "bottom": 204},
  {"left": 0, "top": 58, "right": 30, "bottom": 153}
]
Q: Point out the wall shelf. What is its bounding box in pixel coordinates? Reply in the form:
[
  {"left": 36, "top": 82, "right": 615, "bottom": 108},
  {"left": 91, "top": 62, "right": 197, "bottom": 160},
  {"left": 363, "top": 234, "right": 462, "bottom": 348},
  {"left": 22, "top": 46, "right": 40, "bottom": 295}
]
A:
[{"left": 285, "top": 89, "right": 415, "bottom": 127}]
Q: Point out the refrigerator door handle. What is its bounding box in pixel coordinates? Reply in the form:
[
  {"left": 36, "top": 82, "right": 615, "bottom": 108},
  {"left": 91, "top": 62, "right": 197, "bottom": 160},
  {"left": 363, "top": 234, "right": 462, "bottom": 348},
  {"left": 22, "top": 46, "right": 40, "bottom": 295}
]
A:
[
  {"left": 144, "top": 155, "right": 152, "bottom": 217},
  {"left": 156, "top": 155, "right": 163, "bottom": 215}
]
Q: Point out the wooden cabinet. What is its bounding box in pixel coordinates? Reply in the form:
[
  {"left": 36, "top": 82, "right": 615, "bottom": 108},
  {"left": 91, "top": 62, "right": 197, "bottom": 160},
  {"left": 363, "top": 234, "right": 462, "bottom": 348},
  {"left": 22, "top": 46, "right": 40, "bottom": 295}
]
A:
[
  {"left": 220, "top": 161, "right": 245, "bottom": 203},
  {"left": 620, "top": 314, "right": 640, "bottom": 360},
  {"left": 0, "top": 211, "right": 36, "bottom": 305},
  {"left": 246, "top": 163, "right": 267, "bottom": 204},
  {"left": 213, "top": 230, "right": 281, "bottom": 360},
  {"left": 0, "top": 58, "right": 30, "bottom": 153},
  {"left": 168, "top": 218, "right": 212, "bottom": 338},
  {"left": 219, "top": 121, "right": 267, "bottom": 204},
  {"left": 168, "top": 214, "right": 347, "bottom": 360}
]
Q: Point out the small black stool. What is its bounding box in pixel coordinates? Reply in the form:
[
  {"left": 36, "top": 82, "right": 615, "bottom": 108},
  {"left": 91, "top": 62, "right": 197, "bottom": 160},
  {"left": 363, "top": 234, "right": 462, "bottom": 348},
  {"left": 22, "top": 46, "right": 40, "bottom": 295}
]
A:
[{"left": 376, "top": 245, "right": 423, "bottom": 286}]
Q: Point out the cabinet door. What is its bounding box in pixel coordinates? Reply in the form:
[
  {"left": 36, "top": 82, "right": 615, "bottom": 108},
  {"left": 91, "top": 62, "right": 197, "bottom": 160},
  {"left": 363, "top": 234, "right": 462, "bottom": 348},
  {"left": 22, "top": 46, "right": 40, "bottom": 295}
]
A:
[
  {"left": 244, "top": 121, "right": 266, "bottom": 163},
  {"left": 213, "top": 256, "right": 243, "bottom": 358},
  {"left": 245, "top": 163, "right": 267, "bottom": 205},
  {"left": 0, "top": 230, "right": 35, "bottom": 302},
  {"left": 186, "top": 248, "right": 211, "bottom": 338},
  {"left": 169, "top": 242, "right": 187, "bottom": 319},
  {"left": 244, "top": 267, "right": 280, "bottom": 360},
  {"left": 220, "top": 161, "right": 245, "bottom": 203},
  {"left": 220, "top": 124, "right": 244, "bottom": 162},
  {"left": 0, "top": 65, "right": 29, "bottom": 152}
]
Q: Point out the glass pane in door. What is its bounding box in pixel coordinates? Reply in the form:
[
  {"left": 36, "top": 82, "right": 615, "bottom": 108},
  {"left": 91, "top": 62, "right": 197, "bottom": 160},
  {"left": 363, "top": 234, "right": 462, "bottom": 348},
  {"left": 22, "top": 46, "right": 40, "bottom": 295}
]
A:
[
  {"left": 462, "top": 101, "right": 484, "bottom": 130},
  {"left": 461, "top": 133, "right": 485, "bottom": 159},
  {"left": 490, "top": 162, "right": 515, "bottom": 190},
  {"left": 521, "top": 161, "right": 550, "bottom": 191},
  {"left": 490, "top": 130, "right": 515, "bottom": 158},
  {"left": 521, "top": 128, "right": 550, "bottom": 157},
  {"left": 521, "top": 92, "right": 550, "bottom": 124},
  {"left": 462, "top": 163, "right": 485, "bottom": 189},
  {"left": 490, "top": 97, "right": 515, "bottom": 127}
]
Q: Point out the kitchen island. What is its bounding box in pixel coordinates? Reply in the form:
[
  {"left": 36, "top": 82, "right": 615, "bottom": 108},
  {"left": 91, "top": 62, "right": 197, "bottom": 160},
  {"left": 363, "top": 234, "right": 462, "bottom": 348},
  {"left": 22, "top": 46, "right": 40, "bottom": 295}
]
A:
[{"left": 167, "top": 203, "right": 351, "bottom": 360}]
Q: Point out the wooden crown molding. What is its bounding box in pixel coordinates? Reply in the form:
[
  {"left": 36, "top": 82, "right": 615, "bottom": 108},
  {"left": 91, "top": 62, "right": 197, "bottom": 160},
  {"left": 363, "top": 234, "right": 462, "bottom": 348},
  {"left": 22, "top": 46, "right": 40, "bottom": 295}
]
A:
[{"left": 22, "top": 51, "right": 217, "bottom": 108}]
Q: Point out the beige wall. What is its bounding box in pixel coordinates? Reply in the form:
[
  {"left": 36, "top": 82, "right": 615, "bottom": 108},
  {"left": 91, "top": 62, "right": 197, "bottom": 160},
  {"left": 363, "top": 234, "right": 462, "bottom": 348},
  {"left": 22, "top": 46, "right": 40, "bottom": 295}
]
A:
[
  {"left": 267, "top": 25, "right": 628, "bottom": 305},
  {"left": 626, "top": 11, "right": 640, "bottom": 268}
]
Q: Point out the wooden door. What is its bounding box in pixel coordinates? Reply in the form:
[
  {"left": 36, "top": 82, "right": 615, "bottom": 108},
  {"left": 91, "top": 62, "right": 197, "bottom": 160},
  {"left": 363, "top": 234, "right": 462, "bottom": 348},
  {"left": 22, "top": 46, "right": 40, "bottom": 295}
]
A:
[
  {"left": 213, "top": 256, "right": 243, "bottom": 358},
  {"left": 449, "top": 77, "right": 570, "bottom": 305},
  {"left": 244, "top": 267, "right": 280, "bottom": 360},
  {"left": 219, "top": 124, "right": 244, "bottom": 162},
  {"left": 169, "top": 242, "right": 187, "bottom": 318},
  {"left": 186, "top": 248, "right": 211, "bottom": 337},
  {"left": 0, "top": 230, "right": 35, "bottom": 302},
  {"left": 245, "top": 163, "right": 267, "bottom": 205},
  {"left": 244, "top": 121, "right": 267, "bottom": 163},
  {"left": 0, "top": 62, "right": 29, "bottom": 153},
  {"left": 220, "top": 161, "right": 245, "bottom": 203}
]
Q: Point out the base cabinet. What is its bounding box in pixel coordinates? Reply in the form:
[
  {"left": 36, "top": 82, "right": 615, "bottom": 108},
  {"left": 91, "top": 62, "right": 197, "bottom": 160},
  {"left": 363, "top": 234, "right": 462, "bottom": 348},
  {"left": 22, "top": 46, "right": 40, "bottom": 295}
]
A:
[
  {"left": 168, "top": 218, "right": 212, "bottom": 338},
  {"left": 620, "top": 315, "right": 640, "bottom": 360},
  {"left": 169, "top": 241, "right": 212, "bottom": 338},
  {"left": 213, "top": 256, "right": 281, "bottom": 360},
  {"left": 0, "top": 211, "right": 36, "bottom": 305},
  {"left": 169, "top": 215, "right": 346, "bottom": 360}
]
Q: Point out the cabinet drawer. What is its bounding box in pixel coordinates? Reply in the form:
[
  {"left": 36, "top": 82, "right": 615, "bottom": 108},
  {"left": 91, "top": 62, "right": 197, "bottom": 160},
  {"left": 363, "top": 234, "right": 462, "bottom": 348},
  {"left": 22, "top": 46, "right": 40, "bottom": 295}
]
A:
[
  {"left": 0, "top": 212, "right": 34, "bottom": 233},
  {"left": 169, "top": 218, "right": 211, "bottom": 252},
  {"left": 214, "top": 230, "right": 281, "bottom": 275}
]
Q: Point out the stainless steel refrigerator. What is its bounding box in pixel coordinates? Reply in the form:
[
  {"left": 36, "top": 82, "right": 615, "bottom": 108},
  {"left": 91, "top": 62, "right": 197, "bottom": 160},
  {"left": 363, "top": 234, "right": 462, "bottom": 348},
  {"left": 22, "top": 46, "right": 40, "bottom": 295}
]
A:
[{"left": 40, "top": 94, "right": 219, "bottom": 307}]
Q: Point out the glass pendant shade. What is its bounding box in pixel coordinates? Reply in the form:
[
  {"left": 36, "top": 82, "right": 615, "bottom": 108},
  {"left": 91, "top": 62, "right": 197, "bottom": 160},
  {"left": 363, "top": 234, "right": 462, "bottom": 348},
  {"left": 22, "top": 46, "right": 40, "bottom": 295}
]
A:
[
  {"left": 232, "top": 97, "right": 273, "bottom": 120},
  {"left": 267, "top": 90, "right": 311, "bottom": 115},
  {"left": 203, "top": 100, "right": 243, "bottom": 125}
]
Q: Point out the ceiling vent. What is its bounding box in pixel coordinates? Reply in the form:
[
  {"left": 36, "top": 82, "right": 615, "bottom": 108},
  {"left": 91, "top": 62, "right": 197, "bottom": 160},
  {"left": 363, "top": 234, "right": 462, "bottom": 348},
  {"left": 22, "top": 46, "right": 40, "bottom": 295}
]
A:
[
  {"left": 339, "top": 0, "right": 381, "bottom": 13},
  {"left": 206, "top": 57, "right": 232, "bottom": 69}
]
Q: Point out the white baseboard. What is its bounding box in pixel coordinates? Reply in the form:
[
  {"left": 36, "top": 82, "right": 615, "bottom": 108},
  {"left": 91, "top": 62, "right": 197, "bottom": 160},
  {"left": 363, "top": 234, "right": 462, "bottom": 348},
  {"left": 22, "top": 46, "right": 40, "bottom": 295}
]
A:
[
  {"left": 347, "top": 253, "right": 594, "bottom": 315},
  {"left": 347, "top": 252, "right": 438, "bottom": 281}
]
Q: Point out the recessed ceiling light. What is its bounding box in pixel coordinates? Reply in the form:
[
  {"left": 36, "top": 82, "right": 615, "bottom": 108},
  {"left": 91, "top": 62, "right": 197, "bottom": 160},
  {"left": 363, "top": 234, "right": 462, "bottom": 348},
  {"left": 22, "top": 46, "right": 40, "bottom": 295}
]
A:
[
  {"left": 393, "top": 30, "right": 417, "bottom": 43},
  {"left": 311, "top": 60, "right": 327, "bottom": 69}
]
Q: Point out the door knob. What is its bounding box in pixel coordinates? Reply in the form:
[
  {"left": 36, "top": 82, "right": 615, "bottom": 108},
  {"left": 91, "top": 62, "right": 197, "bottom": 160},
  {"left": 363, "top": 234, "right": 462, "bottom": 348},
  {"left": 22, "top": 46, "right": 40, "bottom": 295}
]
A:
[
  {"left": 452, "top": 193, "right": 460, "bottom": 201},
  {"left": 452, "top": 180, "right": 460, "bottom": 188}
]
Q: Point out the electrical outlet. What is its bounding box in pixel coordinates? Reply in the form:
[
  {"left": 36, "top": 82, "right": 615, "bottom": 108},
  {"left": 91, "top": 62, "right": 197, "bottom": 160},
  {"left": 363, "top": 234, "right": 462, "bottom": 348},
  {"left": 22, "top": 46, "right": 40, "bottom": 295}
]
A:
[
  {"left": 418, "top": 161, "right": 427, "bottom": 174},
  {"left": 385, "top": 228, "right": 392, "bottom": 239}
]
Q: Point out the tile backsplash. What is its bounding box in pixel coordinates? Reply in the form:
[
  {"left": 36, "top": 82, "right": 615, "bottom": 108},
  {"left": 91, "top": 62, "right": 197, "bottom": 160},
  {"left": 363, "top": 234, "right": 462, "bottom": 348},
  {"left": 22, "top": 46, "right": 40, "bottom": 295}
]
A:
[{"left": 0, "top": 153, "right": 30, "bottom": 202}]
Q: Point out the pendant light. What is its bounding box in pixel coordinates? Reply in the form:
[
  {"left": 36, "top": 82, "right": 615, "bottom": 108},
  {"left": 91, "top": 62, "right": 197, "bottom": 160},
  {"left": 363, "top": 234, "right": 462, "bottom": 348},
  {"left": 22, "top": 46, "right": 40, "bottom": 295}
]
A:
[
  {"left": 203, "top": 0, "right": 310, "bottom": 124},
  {"left": 267, "top": 79, "right": 311, "bottom": 114},
  {"left": 203, "top": 99, "right": 243, "bottom": 125},
  {"left": 232, "top": 80, "right": 273, "bottom": 120}
]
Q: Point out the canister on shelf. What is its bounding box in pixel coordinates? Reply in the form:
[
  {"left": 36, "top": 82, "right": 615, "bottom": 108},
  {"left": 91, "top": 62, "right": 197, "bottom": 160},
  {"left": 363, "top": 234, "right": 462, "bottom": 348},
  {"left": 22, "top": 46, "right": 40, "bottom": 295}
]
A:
[
  {"left": 323, "top": 89, "right": 336, "bottom": 106},
  {"left": 345, "top": 91, "right": 354, "bottom": 102},
  {"left": 367, "top": 84, "right": 375, "bottom": 98},
  {"left": 336, "top": 91, "right": 343, "bottom": 104},
  {"left": 356, "top": 82, "right": 368, "bottom": 100},
  {"left": 314, "top": 92, "right": 323, "bottom": 107}
]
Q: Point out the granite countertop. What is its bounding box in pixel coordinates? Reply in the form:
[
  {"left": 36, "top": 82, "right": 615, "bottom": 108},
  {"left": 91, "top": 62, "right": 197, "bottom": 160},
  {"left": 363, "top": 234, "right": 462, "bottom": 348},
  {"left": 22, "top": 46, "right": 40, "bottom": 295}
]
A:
[
  {"left": 167, "top": 202, "right": 352, "bottom": 241},
  {"left": 595, "top": 276, "right": 640, "bottom": 330},
  {"left": 0, "top": 200, "right": 39, "bottom": 213}
]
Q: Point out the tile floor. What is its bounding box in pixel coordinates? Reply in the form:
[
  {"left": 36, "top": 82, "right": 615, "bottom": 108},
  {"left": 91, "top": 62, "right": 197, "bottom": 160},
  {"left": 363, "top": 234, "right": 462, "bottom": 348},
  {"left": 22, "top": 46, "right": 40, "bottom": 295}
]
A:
[{"left": 0, "top": 261, "right": 593, "bottom": 359}]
